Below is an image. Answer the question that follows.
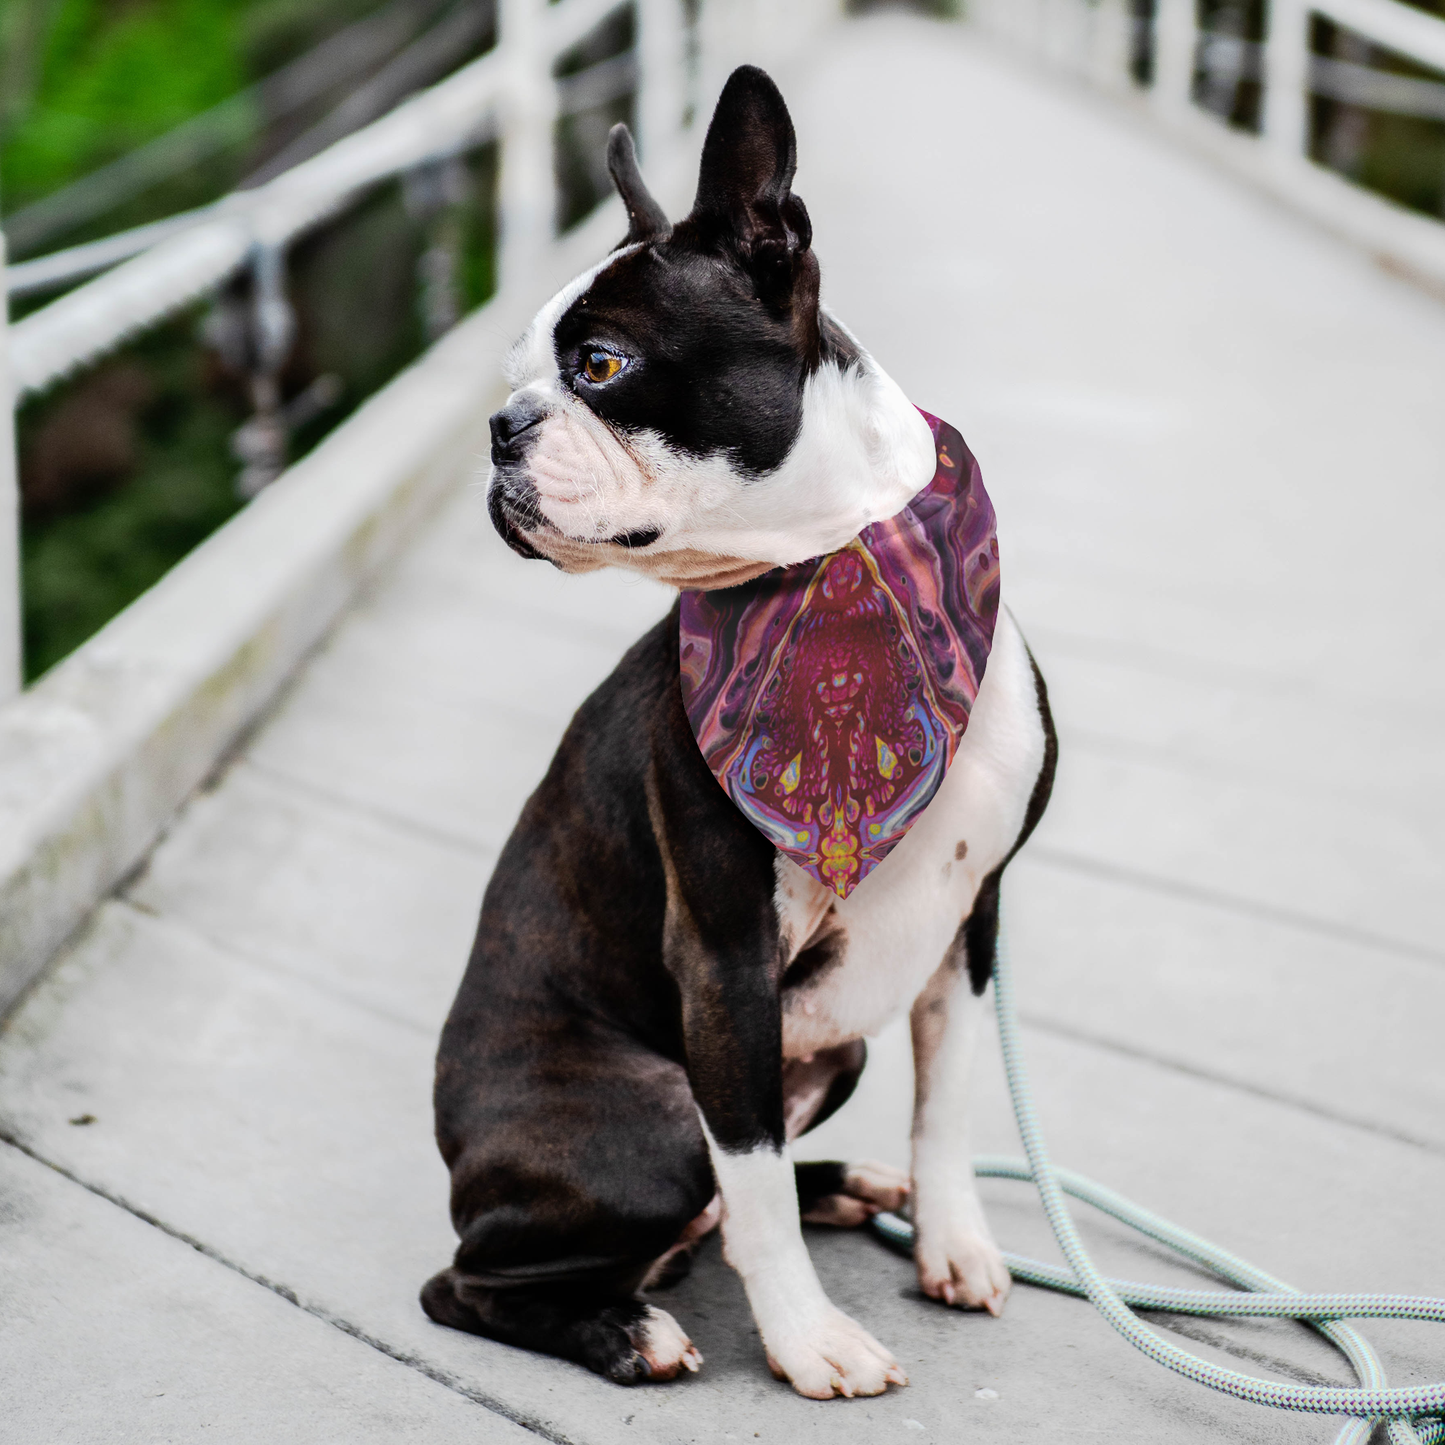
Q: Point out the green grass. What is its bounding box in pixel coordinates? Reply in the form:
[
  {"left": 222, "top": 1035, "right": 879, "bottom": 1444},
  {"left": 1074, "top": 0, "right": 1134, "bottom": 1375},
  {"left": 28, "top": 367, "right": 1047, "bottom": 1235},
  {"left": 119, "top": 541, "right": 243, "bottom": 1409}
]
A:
[{"left": 2, "top": 0, "right": 248, "bottom": 214}]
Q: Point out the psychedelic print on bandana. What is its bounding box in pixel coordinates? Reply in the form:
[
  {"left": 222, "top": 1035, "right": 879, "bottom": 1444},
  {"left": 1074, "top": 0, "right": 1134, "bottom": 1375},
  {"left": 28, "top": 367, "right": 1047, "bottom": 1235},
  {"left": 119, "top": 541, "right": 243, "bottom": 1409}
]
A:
[{"left": 678, "top": 410, "right": 1000, "bottom": 900}]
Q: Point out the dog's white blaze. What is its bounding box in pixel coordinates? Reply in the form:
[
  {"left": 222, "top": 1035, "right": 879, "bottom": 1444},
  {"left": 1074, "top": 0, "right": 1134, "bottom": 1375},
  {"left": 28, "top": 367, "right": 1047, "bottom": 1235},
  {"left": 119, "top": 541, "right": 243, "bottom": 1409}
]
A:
[
  {"left": 502, "top": 246, "right": 642, "bottom": 390},
  {"left": 776, "top": 608, "right": 1046, "bottom": 1057}
]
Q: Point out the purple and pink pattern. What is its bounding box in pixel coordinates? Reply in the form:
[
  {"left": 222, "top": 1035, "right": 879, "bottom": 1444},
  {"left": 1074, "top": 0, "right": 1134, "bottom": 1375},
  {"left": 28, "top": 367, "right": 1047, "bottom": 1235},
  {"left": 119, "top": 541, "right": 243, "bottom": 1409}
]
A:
[{"left": 679, "top": 410, "right": 1000, "bottom": 899}]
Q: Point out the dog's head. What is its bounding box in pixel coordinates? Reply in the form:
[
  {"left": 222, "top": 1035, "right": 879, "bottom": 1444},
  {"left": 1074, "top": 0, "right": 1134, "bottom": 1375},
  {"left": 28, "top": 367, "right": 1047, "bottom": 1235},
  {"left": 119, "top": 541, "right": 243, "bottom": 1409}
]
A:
[{"left": 488, "top": 65, "right": 935, "bottom": 590}]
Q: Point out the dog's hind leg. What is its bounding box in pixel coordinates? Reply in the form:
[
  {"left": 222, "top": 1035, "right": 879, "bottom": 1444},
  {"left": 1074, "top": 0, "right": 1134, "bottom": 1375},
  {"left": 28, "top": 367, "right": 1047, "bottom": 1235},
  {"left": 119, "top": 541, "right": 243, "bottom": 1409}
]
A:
[
  {"left": 795, "top": 1160, "right": 910, "bottom": 1227},
  {"left": 426, "top": 1030, "right": 714, "bottom": 1384},
  {"left": 909, "top": 888, "right": 1011, "bottom": 1316},
  {"left": 782, "top": 1040, "right": 909, "bottom": 1226},
  {"left": 421, "top": 1268, "right": 701, "bottom": 1383}
]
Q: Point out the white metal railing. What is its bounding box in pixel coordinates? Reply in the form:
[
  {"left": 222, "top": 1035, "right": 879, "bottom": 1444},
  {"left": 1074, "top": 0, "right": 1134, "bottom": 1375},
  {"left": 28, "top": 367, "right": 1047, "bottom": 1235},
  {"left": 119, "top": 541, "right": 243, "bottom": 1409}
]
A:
[
  {"left": 967, "top": 0, "right": 1445, "bottom": 285},
  {"left": 23, "top": 0, "right": 1436, "bottom": 711},
  {"left": 4, "top": 3, "right": 620, "bottom": 402},
  {"left": 0, "top": 0, "right": 831, "bottom": 1008},
  {"left": 1266, "top": 0, "right": 1445, "bottom": 154},
  {"left": 0, "top": 0, "right": 770, "bottom": 703}
]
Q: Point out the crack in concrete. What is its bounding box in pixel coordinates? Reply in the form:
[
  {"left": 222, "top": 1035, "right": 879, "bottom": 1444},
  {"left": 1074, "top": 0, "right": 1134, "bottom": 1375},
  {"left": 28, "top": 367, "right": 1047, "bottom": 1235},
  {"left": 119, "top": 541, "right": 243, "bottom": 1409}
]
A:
[
  {"left": 1018, "top": 1011, "right": 1443, "bottom": 1158},
  {"left": 242, "top": 755, "right": 501, "bottom": 860},
  {"left": 1027, "top": 846, "right": 1444, "bottom": 970},
  {"left": 0, "top": 1130, "right": 575, "bottom": 1445},
  {"left": 111, "top": 898, "right": 438, "bottom": 1038}
]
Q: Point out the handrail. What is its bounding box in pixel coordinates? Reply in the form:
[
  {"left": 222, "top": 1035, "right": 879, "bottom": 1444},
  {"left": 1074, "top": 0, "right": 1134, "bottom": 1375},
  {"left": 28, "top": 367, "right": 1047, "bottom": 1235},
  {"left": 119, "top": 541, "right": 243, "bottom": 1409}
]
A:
[
  {"left": 0, "top": 0, "right": 703, "bottom": 701},
  {"left": 6, "top": 209, "right": 222, "bottom": 301},
  {"left": 966, "top": 0, "right": 1445, "bottom": 293},
  {"left": 9, "top": 221, "right": 256, "bottom": 401},
  {"left": 3, "top": 5, "right": 641, "bottom": 304},
  {"left": 0, "top": 0, "right": 457, "bottom": 258},
  {"left": 1313, "top": 0, "right": 1445, "bottom": 72},
  {"left": 7, "top": 46, "right": 505, "bottom": 401}
]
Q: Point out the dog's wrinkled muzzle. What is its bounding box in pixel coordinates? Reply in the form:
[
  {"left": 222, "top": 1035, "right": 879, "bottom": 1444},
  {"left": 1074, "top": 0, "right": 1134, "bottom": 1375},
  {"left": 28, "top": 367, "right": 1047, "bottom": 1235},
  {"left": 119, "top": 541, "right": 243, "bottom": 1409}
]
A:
[
  {"left": 487, "top": 474, "right": 547, "bottom": 561},
  {"left": 487, "top": 398, "right": 554, "bottom": 560},
  {"left": 489, "top": 397, "right": 546, "bottom": 464}
]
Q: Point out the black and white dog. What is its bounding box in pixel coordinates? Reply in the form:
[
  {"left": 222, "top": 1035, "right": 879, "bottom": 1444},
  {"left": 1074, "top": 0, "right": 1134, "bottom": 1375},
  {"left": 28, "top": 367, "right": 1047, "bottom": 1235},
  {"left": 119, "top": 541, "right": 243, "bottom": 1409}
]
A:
[{"left": 423, "top": 66, "right": 1056, "bottom": 1399}]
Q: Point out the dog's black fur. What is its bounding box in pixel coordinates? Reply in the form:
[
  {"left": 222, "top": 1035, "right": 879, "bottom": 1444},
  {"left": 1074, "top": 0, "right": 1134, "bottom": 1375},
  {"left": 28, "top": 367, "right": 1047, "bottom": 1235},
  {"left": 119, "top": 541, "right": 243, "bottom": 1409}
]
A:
[
  {"left": 424, "top": 66, "right": 1057, "bottom": 1390},
  {"left": 424, "top": 612, "right": 879, "bottom": 1380}
]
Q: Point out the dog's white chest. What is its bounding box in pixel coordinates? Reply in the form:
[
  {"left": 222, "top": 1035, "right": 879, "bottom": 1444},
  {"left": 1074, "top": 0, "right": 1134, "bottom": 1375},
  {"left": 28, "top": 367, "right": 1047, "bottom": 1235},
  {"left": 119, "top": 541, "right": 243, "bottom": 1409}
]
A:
[{"left": 774, "top": 610, "right": 1046, "bottom": 1059}]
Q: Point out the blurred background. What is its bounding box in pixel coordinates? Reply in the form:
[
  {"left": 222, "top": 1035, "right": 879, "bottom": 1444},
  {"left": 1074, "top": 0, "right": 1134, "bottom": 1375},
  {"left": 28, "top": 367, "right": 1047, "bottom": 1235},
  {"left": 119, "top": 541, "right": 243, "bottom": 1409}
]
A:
[
  {"left": 1, "top": 0, "right": 652, "bottom": 676},
  {"left": 3, "top": 0, "right": 1444, "bottom": 681},
  {"left": 2, "top": 3, "right": 1443, "bottom": 1437}
]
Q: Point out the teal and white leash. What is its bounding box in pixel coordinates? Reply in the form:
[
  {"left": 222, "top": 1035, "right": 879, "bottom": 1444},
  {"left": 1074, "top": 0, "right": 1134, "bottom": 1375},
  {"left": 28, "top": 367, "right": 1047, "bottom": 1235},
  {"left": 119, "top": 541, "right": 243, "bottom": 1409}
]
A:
[{"left": 869, "top": 919, "right": 1445, "bottom": 1444}]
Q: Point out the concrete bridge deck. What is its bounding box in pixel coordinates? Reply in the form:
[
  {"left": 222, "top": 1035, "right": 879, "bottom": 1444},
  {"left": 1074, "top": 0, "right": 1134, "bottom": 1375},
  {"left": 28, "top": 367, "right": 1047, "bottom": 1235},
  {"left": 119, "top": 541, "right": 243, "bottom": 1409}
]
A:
[{"left": 3, "top": 12, "right": 1444, "bottom": 1442}]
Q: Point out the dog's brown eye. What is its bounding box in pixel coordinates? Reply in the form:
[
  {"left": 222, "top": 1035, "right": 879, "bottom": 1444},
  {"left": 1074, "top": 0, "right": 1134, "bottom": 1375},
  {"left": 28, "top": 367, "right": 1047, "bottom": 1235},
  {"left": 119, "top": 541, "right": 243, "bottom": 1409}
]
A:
[{"left": 582, "top": 351, "right": 624, "bottom": 384}]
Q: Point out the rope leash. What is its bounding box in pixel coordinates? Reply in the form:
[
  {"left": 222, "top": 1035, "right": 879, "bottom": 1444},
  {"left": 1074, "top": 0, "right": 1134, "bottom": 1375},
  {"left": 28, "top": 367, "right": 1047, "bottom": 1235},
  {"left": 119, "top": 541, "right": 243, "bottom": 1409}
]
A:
[{"left": 869, "top": 919, "right": 1445, "bottom": 1445}]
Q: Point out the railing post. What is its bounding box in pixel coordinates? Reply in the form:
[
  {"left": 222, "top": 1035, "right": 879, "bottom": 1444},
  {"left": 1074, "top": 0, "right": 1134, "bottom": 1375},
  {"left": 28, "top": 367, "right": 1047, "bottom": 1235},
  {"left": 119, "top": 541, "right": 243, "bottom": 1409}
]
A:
[
  {"left": 1089, "top": 0, "right": 1135, "bottom": 89},
  {"left": 636, "top": 0, "right": 687, "bottom": 167},
  {"left": 1262, "top": 0, "right": 1311, "bottom": 165},
  {"left": 1152, "top": 0, "right": 1198, "bottom": 115},
  {"left": 497, "top": 0, "right": 554, "bottom": 295},
  {"left": 1049, "top": 0, "right": 1090, "bottom": 74},
  {"left": 0, "top": 234, "right": 22, "bottom": 700}
]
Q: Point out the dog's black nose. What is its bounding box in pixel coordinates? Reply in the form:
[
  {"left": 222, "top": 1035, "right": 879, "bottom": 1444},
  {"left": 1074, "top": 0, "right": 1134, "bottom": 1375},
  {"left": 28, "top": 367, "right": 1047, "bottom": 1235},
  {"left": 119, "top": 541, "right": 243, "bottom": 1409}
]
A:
[{"left": 490, "top": 398, "right": 547, "bottom": 464}]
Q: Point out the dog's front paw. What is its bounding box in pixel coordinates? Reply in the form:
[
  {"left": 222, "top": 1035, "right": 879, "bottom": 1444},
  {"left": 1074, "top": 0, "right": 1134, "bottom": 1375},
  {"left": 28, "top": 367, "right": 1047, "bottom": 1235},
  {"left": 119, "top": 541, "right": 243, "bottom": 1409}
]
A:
[
  {"left": 604, "top": 1304, "right": 703, "bottom": 1384},
  {"left": 802, "top": 1159, "right": 910, "bottom": 1227},
  {"left": 763, "top": 1307, "right": 908, "bottom": 1399},
  {"left": 915, "top": 1223, "right": 1011, "bottom": 1316}
]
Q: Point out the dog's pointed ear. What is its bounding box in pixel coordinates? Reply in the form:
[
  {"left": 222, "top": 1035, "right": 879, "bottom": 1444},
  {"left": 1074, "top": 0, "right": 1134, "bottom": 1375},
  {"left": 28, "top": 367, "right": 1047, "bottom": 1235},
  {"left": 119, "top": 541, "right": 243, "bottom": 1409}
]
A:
[
  {"left": 607, "top": 124, "right": 670, "bottom": 245},
  {"left": 689, "top": 66, "right": 813, "bottom": 303}
]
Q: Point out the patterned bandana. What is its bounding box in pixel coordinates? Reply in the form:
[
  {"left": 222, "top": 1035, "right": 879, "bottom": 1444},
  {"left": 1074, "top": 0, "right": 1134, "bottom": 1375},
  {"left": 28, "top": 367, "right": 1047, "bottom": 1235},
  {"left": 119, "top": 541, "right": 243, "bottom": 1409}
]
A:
[{"left": 678, "top": 410, "right": 1000, "bottom": 900}]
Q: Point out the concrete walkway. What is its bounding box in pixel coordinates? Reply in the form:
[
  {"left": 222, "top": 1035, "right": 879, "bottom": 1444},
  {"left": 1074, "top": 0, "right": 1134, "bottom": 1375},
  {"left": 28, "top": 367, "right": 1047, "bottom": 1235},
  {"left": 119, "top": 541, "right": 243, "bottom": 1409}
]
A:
[{"left": 4, "top": 13, "right": 1444, "bottom": 1443}]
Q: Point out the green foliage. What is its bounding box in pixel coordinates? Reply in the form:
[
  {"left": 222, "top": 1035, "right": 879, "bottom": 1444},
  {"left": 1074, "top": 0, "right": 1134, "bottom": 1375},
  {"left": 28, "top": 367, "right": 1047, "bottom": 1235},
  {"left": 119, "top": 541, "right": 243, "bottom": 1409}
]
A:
[
  {"left": 1, "top": 0, "right": 248, "bottom": 211},
  {"left": 15, "top": 148, "right": 496, "bottom": 681},
  {"left": 4, "top": 0, "right": 497, "bottom": 681},
  {"left": 18, "top": 311, "right": 247, "bottom": 679},
  {"left": 1353, "top": 112, "right": 1445, "bottom": 216},
  {"left": 0, "top": 0, "right": 387, "bottom": 216}
]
